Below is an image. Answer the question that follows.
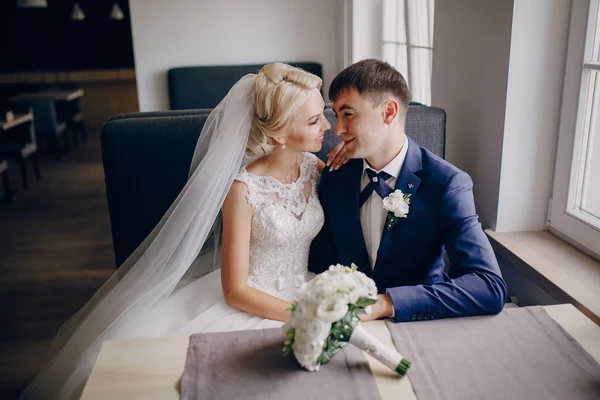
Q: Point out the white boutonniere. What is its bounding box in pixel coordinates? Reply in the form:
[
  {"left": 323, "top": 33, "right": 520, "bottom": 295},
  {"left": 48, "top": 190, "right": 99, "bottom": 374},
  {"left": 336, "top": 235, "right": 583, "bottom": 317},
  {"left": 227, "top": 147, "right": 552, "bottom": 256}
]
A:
[{"left": 382, "top": 190, "right": 411, "bottom": 231}]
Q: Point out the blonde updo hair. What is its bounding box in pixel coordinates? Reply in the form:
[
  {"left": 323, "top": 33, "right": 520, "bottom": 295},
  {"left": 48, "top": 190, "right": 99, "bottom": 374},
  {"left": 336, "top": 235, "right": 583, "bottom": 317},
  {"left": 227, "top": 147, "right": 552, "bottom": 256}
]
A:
[{"left": 246, "top": 63, "right": 322, "bottom": 158}]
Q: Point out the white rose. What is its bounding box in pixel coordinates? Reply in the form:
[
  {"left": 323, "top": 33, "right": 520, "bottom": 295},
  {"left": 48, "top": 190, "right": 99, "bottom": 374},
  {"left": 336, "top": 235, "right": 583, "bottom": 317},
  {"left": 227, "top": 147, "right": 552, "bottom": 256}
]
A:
[
  {"left": 316, "top": 298, "right": 349, "bottom": 323},
  {"left": 285, "top": 263, "right": 382, "bottom": 372},
  {"left": 292, "top": 321, "right": 330, "bottom": 371},
  {"left": 382, "top": 190, "right": 410, "bottom": 218}
]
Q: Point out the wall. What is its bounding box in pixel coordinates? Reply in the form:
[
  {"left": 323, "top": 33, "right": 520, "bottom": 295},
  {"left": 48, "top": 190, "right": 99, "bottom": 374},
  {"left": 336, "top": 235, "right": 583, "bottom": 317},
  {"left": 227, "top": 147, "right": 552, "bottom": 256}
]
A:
[
  {"left": 0, "top": 2, "right": 134, "bottom": 72},
  {"left": 431, "top": 0, "right": 572, "bottom": 232},
  {"left": 431, "top": 0, "right": 514, "bottom": 229},
  {"left": 496, "top": 0, "right": 570, "bottom": 232},
  {"left": 79, "top": 82, "right": 139, "bottom": 126},
  {"left": 129, "top": 0, "right": 341, "bottom": 111},
  {"left": 432, "top": 0, "right": 575, "bottom": 309}
]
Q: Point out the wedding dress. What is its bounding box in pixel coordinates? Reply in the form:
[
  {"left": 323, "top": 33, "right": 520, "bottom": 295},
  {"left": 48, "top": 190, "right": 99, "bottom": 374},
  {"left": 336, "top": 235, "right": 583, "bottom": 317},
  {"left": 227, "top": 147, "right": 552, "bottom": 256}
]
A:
[
  {"left": 125, "top": 152, "right": 324, "bottom": 338},
  {"left": 21, "top": 73, "right": 325, "bottom": 400}
]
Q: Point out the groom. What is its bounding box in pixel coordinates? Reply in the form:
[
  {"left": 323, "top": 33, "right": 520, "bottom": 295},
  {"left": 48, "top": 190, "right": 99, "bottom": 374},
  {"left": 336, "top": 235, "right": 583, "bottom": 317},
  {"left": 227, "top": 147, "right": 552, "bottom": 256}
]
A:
[{"left": 309, "top": 59, "right": 507, "bottom": 322}]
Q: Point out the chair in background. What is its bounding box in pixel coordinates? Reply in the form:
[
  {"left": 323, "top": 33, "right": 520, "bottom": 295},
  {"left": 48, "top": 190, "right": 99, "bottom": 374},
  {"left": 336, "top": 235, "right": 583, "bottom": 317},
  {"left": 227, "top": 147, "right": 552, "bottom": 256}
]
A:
[
  {"left": 16, "top": 98, "right": 69, "bottom": 160},
  {"left": 0, "top": 159, "right": 12, "bottom": 204},
  {"left": 0, "top": 105, "right": 40, "bottom": 191},
  {"left": 107, "top": 109, "right": 213, "bottom": 122},
  {"left": 316, "top": 104, "right": 446, "bottom": 161},
  {"left": 101, "top": 105, "right": 446, "bottom": 268},
  {"left": 51, "top": 83, "right": 87, "bottom": 146},
  {"left": 168, "top": 62, "right": 323, "bottom": 110},
  {"left": 101, "top": 113, "right": 209, "bottom": 266}
]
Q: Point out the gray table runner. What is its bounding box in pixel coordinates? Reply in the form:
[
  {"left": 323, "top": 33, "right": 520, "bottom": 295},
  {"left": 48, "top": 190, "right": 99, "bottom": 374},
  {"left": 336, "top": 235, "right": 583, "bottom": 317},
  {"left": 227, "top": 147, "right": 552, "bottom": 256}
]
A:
[
  {"left": 181, "top": 328, "right": 381, "bottom": 400},
  {"left": 387, "top": 306, "right": 600, "bottom": 400}
]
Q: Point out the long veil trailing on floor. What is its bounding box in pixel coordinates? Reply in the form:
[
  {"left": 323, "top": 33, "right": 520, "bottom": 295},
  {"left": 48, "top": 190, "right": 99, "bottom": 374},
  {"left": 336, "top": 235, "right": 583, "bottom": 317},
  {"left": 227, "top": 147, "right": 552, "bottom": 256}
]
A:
[{"left": 21, "top": 75, "right": 257, "bottom": 400}]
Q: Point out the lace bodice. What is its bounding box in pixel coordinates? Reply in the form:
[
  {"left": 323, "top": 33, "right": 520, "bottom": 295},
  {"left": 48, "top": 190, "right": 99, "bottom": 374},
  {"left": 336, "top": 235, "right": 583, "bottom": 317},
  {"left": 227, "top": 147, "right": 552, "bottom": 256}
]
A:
[{"left": 235, "top": 152, "right": 324, "bottom": 301}]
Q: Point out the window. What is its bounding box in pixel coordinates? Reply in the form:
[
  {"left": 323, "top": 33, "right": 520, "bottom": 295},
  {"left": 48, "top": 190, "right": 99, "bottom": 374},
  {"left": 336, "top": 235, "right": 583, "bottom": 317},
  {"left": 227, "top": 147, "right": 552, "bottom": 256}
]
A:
[
  {"left": 551, "top": 0, "right": 600, "bottom": 258},
  {"left": 382, "top": 0, "right": 435, "bottom": 105}
]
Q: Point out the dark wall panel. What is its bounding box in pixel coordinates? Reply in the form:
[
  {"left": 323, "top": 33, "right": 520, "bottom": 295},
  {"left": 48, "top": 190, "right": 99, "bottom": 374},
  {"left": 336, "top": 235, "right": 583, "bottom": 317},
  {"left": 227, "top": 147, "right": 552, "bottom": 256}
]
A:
[{"left": 0, "top": 1, "right": 134, "bottom": 72}]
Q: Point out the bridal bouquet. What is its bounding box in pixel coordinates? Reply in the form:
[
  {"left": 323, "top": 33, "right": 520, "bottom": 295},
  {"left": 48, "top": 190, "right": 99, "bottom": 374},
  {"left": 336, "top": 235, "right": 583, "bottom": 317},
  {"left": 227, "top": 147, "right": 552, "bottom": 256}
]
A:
[{"left": 282, "top": 264, "right": 411, "bottom": 376}]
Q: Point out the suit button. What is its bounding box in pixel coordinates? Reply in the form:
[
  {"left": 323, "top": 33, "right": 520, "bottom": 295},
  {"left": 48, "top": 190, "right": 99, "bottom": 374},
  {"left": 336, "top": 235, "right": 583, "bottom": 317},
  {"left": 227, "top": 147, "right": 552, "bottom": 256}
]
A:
[
  {"left": 411, "top": 314, "right": 417, "bottom": 321},
  {"left": 417, "top": 313, "right": 424, "bottom": 320}
]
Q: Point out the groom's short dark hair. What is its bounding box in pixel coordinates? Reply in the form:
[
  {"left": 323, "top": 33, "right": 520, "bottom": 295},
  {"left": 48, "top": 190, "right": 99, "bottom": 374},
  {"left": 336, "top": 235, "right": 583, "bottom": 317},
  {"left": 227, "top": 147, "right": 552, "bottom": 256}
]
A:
[{"left": 329, "top": 59, "right": 410, "bottom": 111}]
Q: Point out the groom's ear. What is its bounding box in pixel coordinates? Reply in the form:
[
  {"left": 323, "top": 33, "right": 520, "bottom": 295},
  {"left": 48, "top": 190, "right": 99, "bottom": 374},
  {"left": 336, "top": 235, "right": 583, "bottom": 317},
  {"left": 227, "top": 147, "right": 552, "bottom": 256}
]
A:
[{"left": 382, "top": 99, "right": 400, "bottom": 125}]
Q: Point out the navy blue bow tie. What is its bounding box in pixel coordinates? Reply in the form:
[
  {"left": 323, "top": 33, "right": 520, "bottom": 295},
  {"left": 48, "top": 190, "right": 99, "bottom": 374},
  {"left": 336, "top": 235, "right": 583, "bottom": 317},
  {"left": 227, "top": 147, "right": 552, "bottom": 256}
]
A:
[{"left": 360, "top": 169, "right": 393, "bottom": 207}]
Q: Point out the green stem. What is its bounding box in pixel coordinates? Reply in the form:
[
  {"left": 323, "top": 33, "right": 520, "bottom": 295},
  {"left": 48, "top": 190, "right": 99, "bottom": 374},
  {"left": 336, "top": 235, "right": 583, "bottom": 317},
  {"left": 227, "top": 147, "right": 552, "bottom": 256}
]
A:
[{"left": 395, "top": 358, "right": 411, "bottom": 376}]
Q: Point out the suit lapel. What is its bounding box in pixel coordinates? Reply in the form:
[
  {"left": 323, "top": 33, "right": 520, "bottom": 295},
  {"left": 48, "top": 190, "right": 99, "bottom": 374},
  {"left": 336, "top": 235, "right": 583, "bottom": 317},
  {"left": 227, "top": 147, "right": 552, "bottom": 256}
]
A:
[
  {"left": 332, "top": 160, "right": 372, "bottom": 277},
  {"left": 374, "top": 138, "right": 422, "bottom": 271}
]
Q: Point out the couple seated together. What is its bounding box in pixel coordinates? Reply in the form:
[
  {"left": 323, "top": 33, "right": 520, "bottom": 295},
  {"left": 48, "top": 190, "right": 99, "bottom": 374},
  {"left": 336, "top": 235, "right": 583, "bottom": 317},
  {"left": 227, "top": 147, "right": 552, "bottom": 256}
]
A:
[{"left": 22, "top": 59, "right": 507, "bottom": 399}]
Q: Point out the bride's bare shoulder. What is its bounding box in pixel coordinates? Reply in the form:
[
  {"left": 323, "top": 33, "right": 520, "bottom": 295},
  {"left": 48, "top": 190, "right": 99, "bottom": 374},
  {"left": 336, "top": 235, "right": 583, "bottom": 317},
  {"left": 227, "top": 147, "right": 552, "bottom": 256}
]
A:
[
  {"left": 244, "top": 158, "right": 269, "bottom": 176},
  {"left": 224, "top": 180, "right": 254, "bottom": 214},
  {"left": 226, "top": 180, "right": 248, "bottom": 199}
]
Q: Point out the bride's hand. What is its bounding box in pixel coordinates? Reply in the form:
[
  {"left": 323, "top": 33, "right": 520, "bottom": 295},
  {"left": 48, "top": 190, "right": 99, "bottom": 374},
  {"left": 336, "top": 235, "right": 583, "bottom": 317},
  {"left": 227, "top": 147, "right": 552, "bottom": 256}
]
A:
[{"left": 326, "top": 140, "right": 350, "bottom": 171}]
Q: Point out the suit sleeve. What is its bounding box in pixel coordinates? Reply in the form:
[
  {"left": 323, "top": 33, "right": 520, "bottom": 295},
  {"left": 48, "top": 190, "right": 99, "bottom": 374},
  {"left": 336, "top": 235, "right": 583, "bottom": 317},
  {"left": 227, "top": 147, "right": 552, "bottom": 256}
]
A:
[
  {"left": 387, "top": 171, "right": 507, "bottom": 322},
  {"left": 308, "top": 171, "right": 338, "bottom": 274}
]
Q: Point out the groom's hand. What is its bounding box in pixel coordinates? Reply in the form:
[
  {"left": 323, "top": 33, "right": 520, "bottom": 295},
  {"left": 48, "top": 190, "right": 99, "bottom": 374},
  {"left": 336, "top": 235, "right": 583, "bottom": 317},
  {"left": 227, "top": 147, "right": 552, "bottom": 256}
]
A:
[
  {"left": 360, "top": 294, "right": 394, "bottom": 321},
  {"left": 326, "top": 141, "right": 350, "bottom": 171}
]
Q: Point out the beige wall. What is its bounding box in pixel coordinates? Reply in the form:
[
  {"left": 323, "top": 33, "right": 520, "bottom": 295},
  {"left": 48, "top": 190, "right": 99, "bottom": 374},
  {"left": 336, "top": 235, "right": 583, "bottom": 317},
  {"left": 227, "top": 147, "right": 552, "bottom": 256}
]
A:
[
  {"left": 129, "top": 0, "right": 341, "bottom": 111},
  {"left": 431, "top": 0, "right": 514, "bottom": 230},
  {"left": 78, "top": 82, "right": 139, "bottom": 126},
  {"left": 431, "top": 0, "right": 571, "bottom": 232}
]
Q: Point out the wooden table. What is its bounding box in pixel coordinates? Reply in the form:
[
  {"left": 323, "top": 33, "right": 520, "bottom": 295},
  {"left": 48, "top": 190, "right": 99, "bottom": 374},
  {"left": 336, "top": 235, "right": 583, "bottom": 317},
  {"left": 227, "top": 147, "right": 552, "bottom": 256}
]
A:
[
  {"left": 81, "top": 304, "right": 600, "bottom": 400},
  {"left": 9, "top": 88, "right": 84, "bottom": 103},
  {"left": 0, "top": 112, "right": 33, "bottom": 131}
]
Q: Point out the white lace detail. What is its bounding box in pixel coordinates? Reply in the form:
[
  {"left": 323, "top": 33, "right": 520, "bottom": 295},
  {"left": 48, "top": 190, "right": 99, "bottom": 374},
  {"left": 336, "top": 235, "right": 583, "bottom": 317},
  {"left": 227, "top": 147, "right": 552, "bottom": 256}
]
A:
[
  {"left": 236, "top": 153, "right": 319, "bottom": 218},
  {"left": 234, "top": 153, "right": 323, "bottom": 301}
]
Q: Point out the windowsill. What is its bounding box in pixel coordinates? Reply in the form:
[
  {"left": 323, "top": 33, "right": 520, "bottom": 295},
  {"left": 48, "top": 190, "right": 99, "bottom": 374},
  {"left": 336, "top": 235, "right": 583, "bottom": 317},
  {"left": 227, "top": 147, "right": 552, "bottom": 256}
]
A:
[{"left": 485, "top": 229, "right": 600, "bottom": 326}]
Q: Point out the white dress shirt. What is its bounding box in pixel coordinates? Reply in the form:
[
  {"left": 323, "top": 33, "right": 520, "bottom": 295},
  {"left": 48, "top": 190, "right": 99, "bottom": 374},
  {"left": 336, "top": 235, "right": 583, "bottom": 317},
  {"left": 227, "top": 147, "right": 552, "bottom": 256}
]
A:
[{"left": 360, "top": 135, "right": 409, "bottom": 270}]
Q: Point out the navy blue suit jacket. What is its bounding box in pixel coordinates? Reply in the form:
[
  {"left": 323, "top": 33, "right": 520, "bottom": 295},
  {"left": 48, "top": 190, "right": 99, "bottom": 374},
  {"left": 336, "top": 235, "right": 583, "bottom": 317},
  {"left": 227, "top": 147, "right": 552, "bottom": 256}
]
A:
[{"left": 309, "top": 138, "right": 507, "bottom": 322}]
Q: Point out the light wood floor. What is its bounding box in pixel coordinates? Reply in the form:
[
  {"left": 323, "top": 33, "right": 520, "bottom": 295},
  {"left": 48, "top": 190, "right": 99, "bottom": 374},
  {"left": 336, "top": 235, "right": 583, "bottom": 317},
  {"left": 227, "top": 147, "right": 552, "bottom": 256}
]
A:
[{"left": 0, "top": 127, "right": 115, "bottom": 399}]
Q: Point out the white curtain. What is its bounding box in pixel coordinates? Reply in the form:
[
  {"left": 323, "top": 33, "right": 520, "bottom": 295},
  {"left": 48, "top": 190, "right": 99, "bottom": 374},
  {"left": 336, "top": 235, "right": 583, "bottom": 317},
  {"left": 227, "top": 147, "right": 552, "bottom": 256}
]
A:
[{"left": 382, "top": 0, "right": 435, "bottom": 105}]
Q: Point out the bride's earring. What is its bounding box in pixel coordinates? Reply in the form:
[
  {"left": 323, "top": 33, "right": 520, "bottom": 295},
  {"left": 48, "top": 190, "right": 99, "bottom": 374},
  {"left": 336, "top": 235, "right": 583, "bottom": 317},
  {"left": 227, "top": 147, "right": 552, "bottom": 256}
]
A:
[{"left": 282, "top": 142, "right": 287, "bottom": 150}]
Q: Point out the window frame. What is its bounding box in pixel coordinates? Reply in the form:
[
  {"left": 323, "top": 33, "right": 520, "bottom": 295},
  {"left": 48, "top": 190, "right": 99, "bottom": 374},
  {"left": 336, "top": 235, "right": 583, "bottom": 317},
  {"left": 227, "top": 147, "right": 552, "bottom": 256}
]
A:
[{"left": 550, "top": 0, "right": 600, "bottom": 259}]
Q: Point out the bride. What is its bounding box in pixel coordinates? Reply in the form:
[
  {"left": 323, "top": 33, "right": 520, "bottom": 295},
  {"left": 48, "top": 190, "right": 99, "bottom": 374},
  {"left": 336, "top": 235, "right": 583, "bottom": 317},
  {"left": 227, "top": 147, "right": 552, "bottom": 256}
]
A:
[{"left": 21, "top": 63, "right": 332, "bottom": 399}]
